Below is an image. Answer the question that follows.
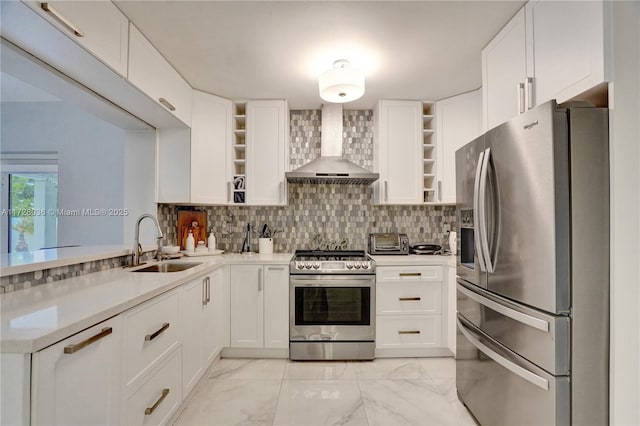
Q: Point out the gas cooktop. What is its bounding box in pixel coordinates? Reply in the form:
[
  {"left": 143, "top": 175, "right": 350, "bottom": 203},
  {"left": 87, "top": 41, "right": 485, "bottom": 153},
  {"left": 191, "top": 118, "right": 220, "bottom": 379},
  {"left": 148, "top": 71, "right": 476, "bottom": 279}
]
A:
[{"left": 290, "top": 250, "right": 375, "bottom": 274}]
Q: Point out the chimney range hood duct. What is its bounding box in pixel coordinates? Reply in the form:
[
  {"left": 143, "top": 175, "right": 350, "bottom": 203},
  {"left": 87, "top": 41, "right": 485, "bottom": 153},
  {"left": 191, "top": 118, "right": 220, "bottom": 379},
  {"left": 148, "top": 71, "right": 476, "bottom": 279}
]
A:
[{"left": 285, "top": 104, "right": 379, "bottom": 185}]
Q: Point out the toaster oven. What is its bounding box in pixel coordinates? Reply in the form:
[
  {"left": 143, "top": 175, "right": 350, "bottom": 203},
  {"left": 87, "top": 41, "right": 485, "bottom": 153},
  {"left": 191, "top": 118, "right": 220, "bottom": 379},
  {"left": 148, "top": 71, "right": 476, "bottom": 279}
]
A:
[{"left": 368, "top": 233, "right": 409, "bottom": 255}]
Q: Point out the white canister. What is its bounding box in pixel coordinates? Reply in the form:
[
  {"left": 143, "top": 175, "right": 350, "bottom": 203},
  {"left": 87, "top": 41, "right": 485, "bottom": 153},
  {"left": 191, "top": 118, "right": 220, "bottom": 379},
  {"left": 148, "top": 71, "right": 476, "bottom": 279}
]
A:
[
  {"left": 258, "top": 238, "right": 273, "bottom": 254},
  {"left": 208, "top": 231, "right": 217, "bottom": 251},
  {"left": 185, "top": 230, "right": 195, "bottom": 252},
  {"left": 449, "top": 231, "right": 457, "bottom": 255}
]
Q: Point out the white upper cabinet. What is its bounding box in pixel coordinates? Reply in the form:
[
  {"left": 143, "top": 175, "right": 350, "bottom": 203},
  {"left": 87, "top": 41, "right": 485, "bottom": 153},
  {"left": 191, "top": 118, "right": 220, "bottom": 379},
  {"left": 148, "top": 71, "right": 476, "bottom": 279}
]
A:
[
  {"left": 156, "top": 91, "right": 232, "bottom": 204},
  {"left": 525, "top": 0, "right": 608, "bottom": 107},
  {"left": 190, "top": 91, "right": 232, "bottom": 205},
  {"left": 373, "top": 100, "right": 423, "bottom": 205},
  {"left": 245, "top": 100, "right": 289, "bottom": 205},
  {"left": 128, "top": 24, "right": 193, "bottom": 126},
  {"left": 436, "top": 90, "right": 481, "bottom": 205},
  {"left": 482, "top": 1, "right": 609, "bottom": 131},
  {"left": 482, "top": 8, "right": 527, "bottom": 132},
  {"left": 29, "top": 1, "right": 129, "bottom": 77}
]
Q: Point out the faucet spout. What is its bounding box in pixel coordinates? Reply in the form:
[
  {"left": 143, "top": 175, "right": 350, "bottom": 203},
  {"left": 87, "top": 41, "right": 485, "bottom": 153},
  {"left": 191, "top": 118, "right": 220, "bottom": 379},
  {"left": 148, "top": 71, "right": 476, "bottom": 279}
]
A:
[{"left": 133, "top": 214, "right": 164, "bottom": 266}]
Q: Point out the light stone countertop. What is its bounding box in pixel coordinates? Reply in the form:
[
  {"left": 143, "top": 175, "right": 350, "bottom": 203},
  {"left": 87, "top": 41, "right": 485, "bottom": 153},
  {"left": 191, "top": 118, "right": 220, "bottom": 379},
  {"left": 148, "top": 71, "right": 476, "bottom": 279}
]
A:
[{"left": 0, "top": 253, "right": 293, "bottom": 354}]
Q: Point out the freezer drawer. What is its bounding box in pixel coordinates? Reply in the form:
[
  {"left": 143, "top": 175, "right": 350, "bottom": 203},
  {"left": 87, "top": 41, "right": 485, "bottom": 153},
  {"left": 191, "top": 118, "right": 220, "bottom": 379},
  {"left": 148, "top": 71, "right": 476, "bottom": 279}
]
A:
[
  {"left": 457, "top": 279, "right": 570, "bottom": 375},
  {"left": 456, "top": 315, "right": 570, "bottom": 426}
]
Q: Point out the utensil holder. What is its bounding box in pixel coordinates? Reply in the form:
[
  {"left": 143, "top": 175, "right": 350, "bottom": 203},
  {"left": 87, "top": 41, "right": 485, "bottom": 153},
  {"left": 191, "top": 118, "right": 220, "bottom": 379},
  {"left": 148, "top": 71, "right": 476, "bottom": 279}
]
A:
[{"left": 259, "top": 238, "right": 273, "bottom": 254}]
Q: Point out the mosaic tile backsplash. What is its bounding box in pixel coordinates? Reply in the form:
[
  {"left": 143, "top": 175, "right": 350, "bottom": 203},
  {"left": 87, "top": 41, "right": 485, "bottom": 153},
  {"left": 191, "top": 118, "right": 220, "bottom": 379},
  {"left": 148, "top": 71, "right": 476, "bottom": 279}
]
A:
[{"left": 157, "top": 110, "right": 456, "bottom": 253}]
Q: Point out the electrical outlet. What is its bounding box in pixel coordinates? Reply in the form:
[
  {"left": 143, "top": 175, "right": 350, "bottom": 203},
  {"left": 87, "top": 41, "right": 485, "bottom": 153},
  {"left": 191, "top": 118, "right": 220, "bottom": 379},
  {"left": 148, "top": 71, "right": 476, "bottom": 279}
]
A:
[{"left": 443, "top": 223, "right": 451, "bottom": 233}]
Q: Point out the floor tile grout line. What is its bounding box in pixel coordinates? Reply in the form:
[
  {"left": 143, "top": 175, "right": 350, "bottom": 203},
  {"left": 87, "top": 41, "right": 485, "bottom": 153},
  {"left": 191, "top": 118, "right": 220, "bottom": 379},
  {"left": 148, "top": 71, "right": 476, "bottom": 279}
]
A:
[{"left": 356, "top": 374, "right": 372, "bottom": 426}]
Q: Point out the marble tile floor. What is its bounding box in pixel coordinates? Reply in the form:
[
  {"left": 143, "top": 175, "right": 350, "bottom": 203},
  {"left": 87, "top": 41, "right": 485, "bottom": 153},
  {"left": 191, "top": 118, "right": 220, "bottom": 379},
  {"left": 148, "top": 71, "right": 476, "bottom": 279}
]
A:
[{"left": 174, "top": 357, "right": 477, "bottom": 426}]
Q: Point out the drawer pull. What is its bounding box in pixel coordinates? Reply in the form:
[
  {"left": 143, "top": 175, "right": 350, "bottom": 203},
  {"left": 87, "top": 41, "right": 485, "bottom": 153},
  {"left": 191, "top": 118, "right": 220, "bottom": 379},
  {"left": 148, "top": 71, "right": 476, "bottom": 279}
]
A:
[
  {"left": 158, "top": 98, "right": 176, "bottom": 112},
  {"left": 64, "top": 327, "right": 112, "bottom": 354},
  {"left": 40, "top": 3, "right": 85, "bottom": 37},
  {"left": 145, "top": 388, "right": 170, "bottom": 415},
  {"left": 145, "top": 323, "right": 170, "bottom": 341},
  {"left": 398, "top": 330, "right": 421, "bottom": 335},
  {"left": 399, "top": 272, "right": 422, "bottom": 277},
  {"left": 399, "top": 297, "right": 421, "bottom": 301}
]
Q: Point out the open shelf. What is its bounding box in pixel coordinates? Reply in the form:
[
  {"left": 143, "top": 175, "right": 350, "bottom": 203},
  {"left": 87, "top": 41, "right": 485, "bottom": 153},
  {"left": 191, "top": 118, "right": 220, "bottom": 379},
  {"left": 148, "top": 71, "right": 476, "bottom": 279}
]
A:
[
  {"left": 422, "top": 103, "right": 436, "bottom": 203},
  {"left": 232, "top": 101, "right": 248, "bottom": 203}
]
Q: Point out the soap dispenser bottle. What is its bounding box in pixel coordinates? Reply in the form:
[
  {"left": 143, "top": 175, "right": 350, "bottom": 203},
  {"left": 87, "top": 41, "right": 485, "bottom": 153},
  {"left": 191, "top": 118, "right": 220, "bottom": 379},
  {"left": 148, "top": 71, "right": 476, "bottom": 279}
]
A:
[
  {"left": 208, "top": 230, "right": 216, "bottom": 252},
  {"left": 185, "top": 230, "right": 195, "bottom": 252}
]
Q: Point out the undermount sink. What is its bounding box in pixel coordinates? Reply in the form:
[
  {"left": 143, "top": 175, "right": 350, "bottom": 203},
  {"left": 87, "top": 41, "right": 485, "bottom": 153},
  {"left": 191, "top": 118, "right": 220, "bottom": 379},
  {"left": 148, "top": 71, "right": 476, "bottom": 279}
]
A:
[{"left": 130, "top": 262, "right": 202, "bottom": 273}]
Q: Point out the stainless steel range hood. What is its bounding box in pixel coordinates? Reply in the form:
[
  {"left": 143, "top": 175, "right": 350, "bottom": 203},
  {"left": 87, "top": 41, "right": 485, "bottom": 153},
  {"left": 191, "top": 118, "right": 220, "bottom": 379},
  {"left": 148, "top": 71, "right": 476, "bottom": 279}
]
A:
[{"left": 285, "top": 104, "right": 379, "bottom": 184}]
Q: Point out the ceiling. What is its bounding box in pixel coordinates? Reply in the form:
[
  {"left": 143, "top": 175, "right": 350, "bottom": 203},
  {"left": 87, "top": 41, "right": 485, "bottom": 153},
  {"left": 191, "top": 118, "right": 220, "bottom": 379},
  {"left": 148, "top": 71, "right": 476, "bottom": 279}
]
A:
[{"left": 115, "top": 1, "right": 525, "bottom": 110}]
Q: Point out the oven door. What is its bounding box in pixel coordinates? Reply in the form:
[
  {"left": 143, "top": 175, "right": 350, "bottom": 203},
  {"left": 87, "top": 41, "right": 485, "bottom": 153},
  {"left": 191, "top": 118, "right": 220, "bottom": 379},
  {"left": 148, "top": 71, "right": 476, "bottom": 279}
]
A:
[{"left": 290, "top": 274, "right": 375, "bottom": 342}]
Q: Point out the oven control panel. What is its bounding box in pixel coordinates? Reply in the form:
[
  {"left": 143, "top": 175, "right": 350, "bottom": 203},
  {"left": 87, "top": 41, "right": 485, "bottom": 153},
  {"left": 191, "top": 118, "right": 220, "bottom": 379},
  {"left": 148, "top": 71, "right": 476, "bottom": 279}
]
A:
[
  {"left": 293, "top": 260, "right": 373, "bottom": 272},
  {"left": 290, "top": 250, "right": 376, "bottom": 274}
]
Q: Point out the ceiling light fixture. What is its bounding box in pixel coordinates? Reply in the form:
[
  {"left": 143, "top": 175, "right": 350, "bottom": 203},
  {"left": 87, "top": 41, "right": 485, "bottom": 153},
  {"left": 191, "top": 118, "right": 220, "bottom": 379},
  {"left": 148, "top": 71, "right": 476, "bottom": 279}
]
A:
[{"left": 318, "top": 59, "right": 365, "bottom": 103}]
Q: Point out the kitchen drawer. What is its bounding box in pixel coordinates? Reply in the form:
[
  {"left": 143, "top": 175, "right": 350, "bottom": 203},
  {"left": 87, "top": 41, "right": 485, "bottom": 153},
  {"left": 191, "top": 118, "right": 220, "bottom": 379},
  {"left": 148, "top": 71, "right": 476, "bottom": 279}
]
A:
[
  {"left": 376, "top": 266, "right": 443, "bottom": 282},
  {"left": 377, "top": 280, "right": 442, "bottom": 315},
  {"left": 124, "top": 347, "right": 182, "bottom": 426},
  {"left": 376, "top": 315, "right": 442, "bottom": 348},
  {"left": 123, "top": 291, "right": 179, "bottom": 386}
]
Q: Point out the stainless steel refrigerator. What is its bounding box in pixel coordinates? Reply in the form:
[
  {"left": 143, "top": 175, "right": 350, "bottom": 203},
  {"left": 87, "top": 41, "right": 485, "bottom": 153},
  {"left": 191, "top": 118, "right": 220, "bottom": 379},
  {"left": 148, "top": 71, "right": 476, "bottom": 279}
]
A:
[{"left": 455, "top": 100, "right": 609, "bottom": 425}]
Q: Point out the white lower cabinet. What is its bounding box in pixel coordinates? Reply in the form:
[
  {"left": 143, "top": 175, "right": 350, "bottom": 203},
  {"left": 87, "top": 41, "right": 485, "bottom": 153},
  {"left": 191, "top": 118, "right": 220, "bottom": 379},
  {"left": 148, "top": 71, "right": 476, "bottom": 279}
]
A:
[
  {"left": 377, "top": 315, "right": 442, "bottom": 349},
  {"left": 230, "top": 264, "right": 289, "bottom": 349},
  {"left": 180, "top": 268, "right": 228, "bottom": 396},
  {"left": 123, "top": 346, "right": 182, "bottom": 426},
  {"left": 122, "top": 290, "right": 180, "bottom": 387},
  {"left": 180, "top": 276, "right": 208, "bottom": 396},
  {"left": 263, "top": 265, "right": 289, "bottom": 348},
  {"left": 375, "top": 265, "right": 449, "bottom": 357},
  {"left": 31, "top": 316, "right": 122, "bottom": 426}
]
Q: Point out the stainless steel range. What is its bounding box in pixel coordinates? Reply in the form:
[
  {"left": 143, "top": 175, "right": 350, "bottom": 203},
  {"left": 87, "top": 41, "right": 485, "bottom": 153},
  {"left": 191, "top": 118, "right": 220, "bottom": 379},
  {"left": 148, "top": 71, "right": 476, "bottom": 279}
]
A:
[{"left": 289, "top": 250, "right": 376, "bottom": 360}]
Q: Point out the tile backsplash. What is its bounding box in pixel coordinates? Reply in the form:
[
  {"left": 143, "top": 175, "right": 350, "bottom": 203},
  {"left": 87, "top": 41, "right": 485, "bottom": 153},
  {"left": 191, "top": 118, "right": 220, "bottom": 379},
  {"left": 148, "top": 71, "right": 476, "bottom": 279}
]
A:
[{"left": 157, "top": 110, "right": 456, "bottom": 253}]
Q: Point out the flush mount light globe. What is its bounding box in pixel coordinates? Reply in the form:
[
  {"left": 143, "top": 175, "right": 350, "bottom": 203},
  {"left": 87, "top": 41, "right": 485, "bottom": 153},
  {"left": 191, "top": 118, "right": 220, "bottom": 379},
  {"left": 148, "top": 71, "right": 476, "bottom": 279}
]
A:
[{"left": 318, "top": 59, "right": 365, "bottom": 103}]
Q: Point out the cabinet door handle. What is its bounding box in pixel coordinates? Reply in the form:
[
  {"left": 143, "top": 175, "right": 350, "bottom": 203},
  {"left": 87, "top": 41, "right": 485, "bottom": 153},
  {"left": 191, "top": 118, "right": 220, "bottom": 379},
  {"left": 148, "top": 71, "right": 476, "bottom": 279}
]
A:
[
  {"left": 63, "top": 327, "right": 112, "bottom": 354},
  {"left": 40, "top": 3, "right": 85, "bottom": 37},
  {"left": 145, "top": 323, "right": 170, "bottom": 341},
  {"left": 206, "top": 277, "right": 211, "bottom": 303},
  {"left": 517, "top": 82, "right": 525, "bottom": 114},
  {"left": 525, "top": 77, "right": 534, "bottom": 110},
  {"left": 384, "top": 180, "right": 388, "bottom": 202},
  {"left": 437, "top": 180, "right": 442, "bottom": 202},
  {"left": 258, "top": 271, "right": 263, "bottom": 292},
  {"left": 145, "top": 388, "right": 170, "bottom": 415},
  {"left": 158, "top": 98, "right": 176, "bottom": 112},
  {"left": 399, "top": 297, "right": 421, "bottom": 301},
  {"left": 279, "top": 181, "right": 284, "bottom": 204},
  {"left": 399, "top": 272, "right": 422, "bottom": 277},
  {"left": 268, "top": 266, "right": 285, "bottom": 271},
  {"left": 398, "top": 330, "right": 421, "bottom": 335},
  {"left": 227, "top": 181, "right": 233, "bottom": 203},
  {"left": 202, "top": 278, "right": 207, "bottom": 306}
]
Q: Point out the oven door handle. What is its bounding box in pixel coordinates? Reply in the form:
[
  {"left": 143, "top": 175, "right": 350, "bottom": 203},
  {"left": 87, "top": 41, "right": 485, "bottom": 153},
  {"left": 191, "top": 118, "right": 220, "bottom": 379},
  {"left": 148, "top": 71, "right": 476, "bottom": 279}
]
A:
[{"left": 290, "top": 277, "right": 375, "bottom": 287}]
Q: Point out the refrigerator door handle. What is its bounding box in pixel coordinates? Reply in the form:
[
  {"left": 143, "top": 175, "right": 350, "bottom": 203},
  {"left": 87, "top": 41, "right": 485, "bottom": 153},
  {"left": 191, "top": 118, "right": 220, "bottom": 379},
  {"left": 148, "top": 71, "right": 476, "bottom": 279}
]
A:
[
  {"left": 473, "top": 151, "right": 487, "bottom": 272},
  {"left": 478, "top": 148, "right": 495, "bottom": 273},
  {"left": 457, "top": 318, "right": 549, "bottom": 390},
  {"left": 457, "top": 284, "right": 549, "bottom": 332}
]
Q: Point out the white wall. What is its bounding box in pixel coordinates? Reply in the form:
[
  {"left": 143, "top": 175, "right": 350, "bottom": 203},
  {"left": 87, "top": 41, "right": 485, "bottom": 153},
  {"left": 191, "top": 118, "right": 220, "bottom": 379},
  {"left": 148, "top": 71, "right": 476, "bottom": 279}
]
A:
[
  {"left": 1, "top": 101, "right": 155, "bottom": 248},
  {"left": 123, "top": 130, "right": 158, "bottom": 247},
  {"left": 609, "top": 1, "right": 640, "bottom": 424}
]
